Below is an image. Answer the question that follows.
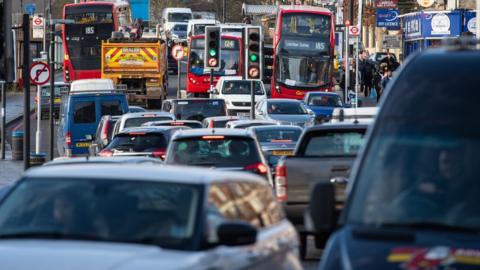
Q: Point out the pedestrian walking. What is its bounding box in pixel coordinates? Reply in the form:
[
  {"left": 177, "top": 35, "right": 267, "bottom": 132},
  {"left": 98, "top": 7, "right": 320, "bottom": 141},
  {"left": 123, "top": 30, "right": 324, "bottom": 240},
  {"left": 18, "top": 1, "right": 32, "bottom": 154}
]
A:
[
  {"left": 359, "top": 50, "right": 375, "bottom": 97},
  {"left": 379, "top": 67, "right": 393, "bottom": 102}
]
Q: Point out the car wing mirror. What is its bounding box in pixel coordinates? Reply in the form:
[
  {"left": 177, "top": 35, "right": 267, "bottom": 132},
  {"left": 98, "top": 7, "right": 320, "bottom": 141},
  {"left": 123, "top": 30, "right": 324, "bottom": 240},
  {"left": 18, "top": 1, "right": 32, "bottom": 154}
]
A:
[{"left": 217, "top": 221, "right": 257, "bottom": 246}]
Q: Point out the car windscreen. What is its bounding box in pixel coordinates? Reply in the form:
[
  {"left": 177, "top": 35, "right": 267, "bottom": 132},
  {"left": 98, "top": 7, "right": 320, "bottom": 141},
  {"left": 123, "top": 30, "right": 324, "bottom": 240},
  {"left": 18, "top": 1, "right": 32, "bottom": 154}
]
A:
[
  {"left": 307, "top": 95, "right": 343, "bottom": 107},
  {"left": 124, "top": 117, "right": 173, "bottom": 128},
  {"left": 0, "top": 178, "right": 201, "bottom": 250},
  {"left": 267, "top": 101, "right": 307, "bottom": 115},
  {"left": 107, "top": 133, "right": 168, "bottom": 152},
  {"left": 347, "top": 52, "right": 480, "bottom": 230},
  {"left": 302, "top": 130, "right": 365, "bottom": 157},
  {"left": 255, "top": 128, "right": 302, "bottom": 143},
  {"left": 174, "top": 100, "right": 226, "bottom": 120},
  {"left": 168, "top": 137, "right": 261, "bottom": 167},
  {"left": 222, "top": 80, "right": 264, "bottom": 95}
]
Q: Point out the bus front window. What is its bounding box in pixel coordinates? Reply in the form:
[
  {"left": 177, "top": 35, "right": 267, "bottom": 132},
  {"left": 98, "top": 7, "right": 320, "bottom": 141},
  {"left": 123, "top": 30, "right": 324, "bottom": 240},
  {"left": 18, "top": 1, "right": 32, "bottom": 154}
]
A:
[
  {"left": 281, "top": 13, "right": 331, "bottom": 38},
  {"left": 276, "top": 56, "right": 331, "bottom": 88}
]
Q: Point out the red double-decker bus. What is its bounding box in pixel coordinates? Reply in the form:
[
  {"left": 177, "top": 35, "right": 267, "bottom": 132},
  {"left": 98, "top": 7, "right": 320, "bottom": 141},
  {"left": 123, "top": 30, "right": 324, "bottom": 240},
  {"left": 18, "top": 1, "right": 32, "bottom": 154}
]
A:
[
  {"left": 271, "top": 6, "right": 335, "bottom": 99},
  {"left": 187, "top": 33, "right": 243, "bottom": 96},
  {"left": 62, "top": 1, "right": 131, "bottom": 82}
]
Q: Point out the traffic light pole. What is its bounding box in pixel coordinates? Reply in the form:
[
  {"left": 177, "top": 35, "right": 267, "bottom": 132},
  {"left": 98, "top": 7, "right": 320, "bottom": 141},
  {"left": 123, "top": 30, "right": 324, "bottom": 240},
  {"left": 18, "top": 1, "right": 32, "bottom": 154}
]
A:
[
  {"left": 23, "top": 14, "right": 31, "bottom": 170},
  {"left": 250, "top": 80, "right": 255, "bottom": 120},
  {"left": 209, "top": 69, "right": 214, "bottom": 97},
  {"left": 1, "top": 81, "right": 5, "bottom": 160},
  {"left": 49, "top": 21, "right": 55, "bottom": 160}
]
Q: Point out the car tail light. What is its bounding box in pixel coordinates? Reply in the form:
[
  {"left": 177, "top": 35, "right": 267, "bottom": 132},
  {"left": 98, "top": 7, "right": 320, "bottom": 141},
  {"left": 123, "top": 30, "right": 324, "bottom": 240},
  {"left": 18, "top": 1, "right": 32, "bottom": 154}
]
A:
[
  {"left": 99, "top": 149, "right": 113, "bottom": 157},
  {"left": 152, "top": 148, "right": 166, "bottom": 159},
  {"left": 244, "top": 162, "right": 268, "bottom": 175},
  {"left": 202, "top": 135, "right": 224, "bottom": 140},
  {"left": 275, "top": 163, "right": 287, "bottom": 202},
  {"left": 66, "top": 131, "right": 72, "bottom": 147},
  {"left": 208, "top": 119, "right": 214, "bottom": 128},
  {"left": 101, "top": 120, "right": 110, "bottom": 141}
]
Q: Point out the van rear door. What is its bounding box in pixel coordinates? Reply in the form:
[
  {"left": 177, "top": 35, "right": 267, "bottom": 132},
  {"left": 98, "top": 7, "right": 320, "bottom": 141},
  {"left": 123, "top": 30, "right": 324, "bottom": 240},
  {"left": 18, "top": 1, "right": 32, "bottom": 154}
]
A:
[{"left": 70, "top": 98, "right": 98, "bottom": 155}]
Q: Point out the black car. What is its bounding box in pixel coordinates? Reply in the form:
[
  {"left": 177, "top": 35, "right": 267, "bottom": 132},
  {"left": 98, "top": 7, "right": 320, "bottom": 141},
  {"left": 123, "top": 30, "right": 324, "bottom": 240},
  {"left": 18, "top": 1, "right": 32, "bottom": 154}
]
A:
[
  {"left": 161, "top": 98, "right": 227, "bottom": 121},
  {"left": 312, "top": 45, "right": 480, "bottom": 269},
  {"left": 99, "top": 126, "right": 188, "bottom": 159}
]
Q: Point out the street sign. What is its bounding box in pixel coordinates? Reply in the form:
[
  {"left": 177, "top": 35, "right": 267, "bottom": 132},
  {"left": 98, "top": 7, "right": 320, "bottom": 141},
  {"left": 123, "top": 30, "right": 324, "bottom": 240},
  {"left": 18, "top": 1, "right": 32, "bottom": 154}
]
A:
[
  {"left": 171, "top": 44, "right": 184, "bottom": 60},
  {"left": 382, "top": 35, "right": 402, "bottom": 49},
  {"left": 375, "top": 0, "right": 398, "bottom": 8},
  {"left": 29, "top": 62, "right": 51, "bottom": 86},
  {"left": 376, "top": 9, "right": 400, "bottom": 30},
  {"left": 25, "top": 3, "right": 36, "bottom": 15},
  {"left": 349, "top": 26, "right": 360, "bottom": 36},
  {"left": 32, "top": 15, "right": 45, "bottom": 39}
]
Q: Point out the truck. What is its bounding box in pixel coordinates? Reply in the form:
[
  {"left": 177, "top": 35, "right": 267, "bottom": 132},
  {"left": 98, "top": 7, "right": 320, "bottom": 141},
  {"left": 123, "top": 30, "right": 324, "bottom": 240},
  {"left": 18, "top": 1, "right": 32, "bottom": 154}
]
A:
[
  {"left": 273, "top": 121, "right": 369, "bottom": 259},
  {"left": 101, "top": 39, "right": 168, "bottom": 108}
]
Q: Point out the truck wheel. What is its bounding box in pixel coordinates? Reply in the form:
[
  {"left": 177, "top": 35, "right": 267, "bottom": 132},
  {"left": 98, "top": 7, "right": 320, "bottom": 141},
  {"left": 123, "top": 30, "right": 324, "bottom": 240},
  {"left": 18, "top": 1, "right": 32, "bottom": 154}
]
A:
[{"left": 299, "top": 234, "right": 307, "bottom": 260}]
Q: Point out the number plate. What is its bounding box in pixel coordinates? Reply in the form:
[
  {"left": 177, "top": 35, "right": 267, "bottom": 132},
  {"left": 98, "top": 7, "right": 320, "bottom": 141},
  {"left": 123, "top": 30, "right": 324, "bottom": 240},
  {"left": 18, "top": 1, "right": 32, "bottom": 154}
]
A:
[
  {"left": 272, "top": 150, "right": 294, "bottom": 156},
  {"left": 84, "top": 26, "right": 95, "bottom": 35},
  {"left": 54, "top": 98, "right": 61, "bottom": 103},
  {"left": 75, "top": 142, "right": 91, "bottom": 148}
]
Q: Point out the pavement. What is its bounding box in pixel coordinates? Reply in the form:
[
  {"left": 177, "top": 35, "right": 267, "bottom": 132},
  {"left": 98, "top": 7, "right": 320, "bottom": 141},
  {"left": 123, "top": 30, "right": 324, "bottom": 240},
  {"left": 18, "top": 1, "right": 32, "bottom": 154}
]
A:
[{"left": 1, "top": 89, "right": 35, "bottom": 185}]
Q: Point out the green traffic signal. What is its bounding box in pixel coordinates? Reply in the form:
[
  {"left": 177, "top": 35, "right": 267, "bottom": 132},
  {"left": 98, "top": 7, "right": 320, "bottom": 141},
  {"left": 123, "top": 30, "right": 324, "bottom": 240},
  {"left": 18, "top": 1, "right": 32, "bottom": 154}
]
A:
[
  {"left": 250, "top": 54, "right": 258, "bottom": 62},
  {"left": 209, "top": 49, "right": 216, "bottom": 57}
]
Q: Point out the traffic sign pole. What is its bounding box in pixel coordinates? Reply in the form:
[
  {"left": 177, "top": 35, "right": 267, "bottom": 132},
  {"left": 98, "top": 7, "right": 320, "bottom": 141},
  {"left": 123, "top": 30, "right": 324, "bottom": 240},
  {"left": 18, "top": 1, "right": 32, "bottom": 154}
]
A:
[
  {"left": 23, "top": 14, "right": 31, "bottom": 170},
  {"left": 35, "top": 85, "right": 42, "bottom": 154},
  {"left": 171, "top": 45, "right": 184, "bottom": 99}
]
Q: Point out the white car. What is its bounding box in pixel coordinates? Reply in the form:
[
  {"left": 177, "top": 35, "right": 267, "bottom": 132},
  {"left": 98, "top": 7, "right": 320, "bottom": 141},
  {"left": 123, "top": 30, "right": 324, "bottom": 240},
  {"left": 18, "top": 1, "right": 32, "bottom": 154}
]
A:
[
  {"left": 111, "top": 111, "right": 175, "bottom": 137},
  {"left": 211, "top": 76, "right": 267, "bottom": 116},
  {"left": 0, "top": 164, "right": 302, "bottom": 270}
]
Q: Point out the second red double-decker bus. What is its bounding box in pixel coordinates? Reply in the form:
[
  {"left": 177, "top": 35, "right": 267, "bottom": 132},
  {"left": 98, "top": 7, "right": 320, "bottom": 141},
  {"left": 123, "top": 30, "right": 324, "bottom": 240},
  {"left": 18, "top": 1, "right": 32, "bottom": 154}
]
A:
[
  {"left": 187, "top": 33, "right": 243, "bottom": 97},
  {"left": 63, "top": 1, "right": 131, "bottom": 82},
  {"left": 271, "top": 6, "right": 335, "bottom": 99}
]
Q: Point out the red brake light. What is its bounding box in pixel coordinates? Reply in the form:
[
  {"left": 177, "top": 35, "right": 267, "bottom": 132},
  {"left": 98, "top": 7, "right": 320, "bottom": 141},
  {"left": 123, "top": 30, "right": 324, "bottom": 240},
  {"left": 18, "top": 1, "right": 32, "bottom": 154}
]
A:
[
  {"left": 202, "top": 135, "right": 224, "bottom": 140},
  {"left": 102, "top": 120, "right": 110, "bottom": 140},
  {"left": 99, "top": 149, "right": 113, "bottom": 157},
  {"left": 171, "top": 122, "right": 184, "bottom": 126},
  {"left": 128, "top": 132, "right": 146, "bottom": 135},
  {"left": 244, "top": 162, "right": 268, "bottom": 175},
  {"left": 209, "top": 120, "right": 214, "bottom": 128},
  {"left": 66, "top": 131, "right": 72, "bottom": 147},
  {"left": 152, "top": 148, "right": 166, "bottom": 159},
  {"left": 275, "top": 164, "right": 287, "bottom": 202},
  {"left": 270, "top": 139, "right": 292, "bottom": 143}
]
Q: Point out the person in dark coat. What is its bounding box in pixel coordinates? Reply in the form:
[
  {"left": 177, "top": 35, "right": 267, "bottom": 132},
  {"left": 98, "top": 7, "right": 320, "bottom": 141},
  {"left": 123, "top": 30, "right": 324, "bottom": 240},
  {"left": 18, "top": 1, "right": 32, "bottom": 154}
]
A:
[{"left": 359, "top": 50, "right": 375, "bottom": 97}]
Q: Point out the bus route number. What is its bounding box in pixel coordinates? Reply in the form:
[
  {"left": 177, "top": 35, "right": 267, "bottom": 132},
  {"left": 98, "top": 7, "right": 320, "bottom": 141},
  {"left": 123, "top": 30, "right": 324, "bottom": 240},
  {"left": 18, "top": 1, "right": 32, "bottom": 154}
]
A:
[{"left": 85, "top": 26, "right": 95, "bottom": 35}]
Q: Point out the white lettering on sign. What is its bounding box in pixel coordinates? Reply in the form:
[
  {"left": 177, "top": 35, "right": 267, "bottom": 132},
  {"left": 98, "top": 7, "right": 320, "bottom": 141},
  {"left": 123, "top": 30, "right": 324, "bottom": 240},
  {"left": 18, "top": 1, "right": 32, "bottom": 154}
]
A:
[
  {"left": 85, "top": 26, "right": 95, "bottom": 35},
  {"left": 431, "top": 13, "right": 451, "bottom": 35},
  {"left": 122, "top": 48, "right": 141, "bottom": 53}
]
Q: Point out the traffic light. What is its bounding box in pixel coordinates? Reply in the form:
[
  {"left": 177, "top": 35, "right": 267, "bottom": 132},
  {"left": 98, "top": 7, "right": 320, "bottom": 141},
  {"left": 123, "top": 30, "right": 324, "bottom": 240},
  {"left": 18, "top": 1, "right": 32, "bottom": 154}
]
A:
[
  {"left": 245, "top": 26, "right": 262, "bottom": 80},
  {"left": 204, "top": 26, "right": 221, "bottom": 70}
]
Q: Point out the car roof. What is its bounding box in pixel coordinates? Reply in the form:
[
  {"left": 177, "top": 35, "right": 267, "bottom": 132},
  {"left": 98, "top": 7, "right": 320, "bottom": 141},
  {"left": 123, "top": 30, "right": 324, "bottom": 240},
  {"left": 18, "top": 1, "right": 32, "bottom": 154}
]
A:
[
  {"left": 171, "top": 128, "right": 253, "bottom": 140},
  {"left": 247, "top": 124, "right": 303, "bottom": 131},
  {"left": 228, "top": 119, "right": 278, "bottom": 125},
  {"left": 119, "top": 111, "right": 174, "bottom": 120},
  {"left": 24, "top": 164, "right": 264, "bottom": 185},
  {"left": 118, "top": 126, "right": 184, "bottom": 135},
  {"left": 266, "top": 98, "right": 302, "bottom": 103},
  {"left": 305, "top": 122, "right": 370, "bottom": 132},
  {"left": 45, "top": 156, "right": 163, "bottom": 166},
  {"left": 203, "top": 116, "right": 239, "bottom": 121}
]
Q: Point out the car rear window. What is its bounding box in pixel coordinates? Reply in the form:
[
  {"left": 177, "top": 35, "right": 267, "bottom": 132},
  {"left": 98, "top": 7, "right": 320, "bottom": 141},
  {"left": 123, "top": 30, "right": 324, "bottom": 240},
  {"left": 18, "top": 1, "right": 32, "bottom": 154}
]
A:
[
  {"left": 101, "top": 100, "right": 123, "bottom": 116},
  {"left": 168, "top": 137, "right": 260, "bottom": 167},
  {"left": 303, "top": 130, "right": 365, "bottom": 157},
  {"left": 307, "top": 95, "right": 343, "bottom": 107},
  {"left": 174, "top": 100, "right": 226, "bottom": 120},
  {"left": 124, "top": 117, "right": 173, "bottom": 128},
  {"left": 267, "top": 101, "right": 307, "bottom": 115},
  {"left": 222, "top": 80, "right": 264, "bottom": 95},
  {"left": 73, "top": 101, "right": 96, "bottom": 124},
  {"left": 108, "top": 133, "right": 168, "bottom": 152},
  {"left": 255, "top": 128, "right": 302, "bottom": 143}
]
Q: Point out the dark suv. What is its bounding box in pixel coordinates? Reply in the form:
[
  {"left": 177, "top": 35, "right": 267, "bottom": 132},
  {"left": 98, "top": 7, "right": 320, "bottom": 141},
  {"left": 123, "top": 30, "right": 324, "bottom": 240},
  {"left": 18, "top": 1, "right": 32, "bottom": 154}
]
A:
[{"left": 310, "top": 45, "right": 480, "bottom": 269}]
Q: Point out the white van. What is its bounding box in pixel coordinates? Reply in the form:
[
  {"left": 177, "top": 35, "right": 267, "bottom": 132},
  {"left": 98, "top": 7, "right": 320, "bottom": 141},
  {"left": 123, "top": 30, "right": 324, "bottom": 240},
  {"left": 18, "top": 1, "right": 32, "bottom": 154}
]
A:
[
  {"left": 69, "top": 79, "right": 115, "bottom": 93},
  {"left": 187, "top": 19, "right": 219, "bottom": 38},
  {"left": 162, "top": 8, "right": 192, "bottom": 33},
  {"left": 212, "top": 76, "right": 267, "bottom": 116}
]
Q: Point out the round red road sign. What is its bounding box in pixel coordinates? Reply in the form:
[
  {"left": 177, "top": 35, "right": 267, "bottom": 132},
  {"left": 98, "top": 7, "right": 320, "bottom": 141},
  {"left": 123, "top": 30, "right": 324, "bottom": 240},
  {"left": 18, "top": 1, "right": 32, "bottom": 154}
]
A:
[
  {"left": 208, "top": 58, "right": 218, "bottom": 67},
  {"left": 248, "top": 67, "right": 259, "bottom": 78},
  {"left": 34, "top": 17, "right": 43, "bottom": 25},
  {"left": 349, "top": 26, "right": 359, "bottom": 36}
]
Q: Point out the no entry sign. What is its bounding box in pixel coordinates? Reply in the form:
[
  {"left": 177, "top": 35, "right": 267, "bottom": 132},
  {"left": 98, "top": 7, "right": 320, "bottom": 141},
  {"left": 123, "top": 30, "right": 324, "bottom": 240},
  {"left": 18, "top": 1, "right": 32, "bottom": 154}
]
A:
[
  {"left": 30, "top": 62, "right": 51, "bottom": 85},
  {"left": 349, "top": 26, "right": 360, "bottom": 36}
]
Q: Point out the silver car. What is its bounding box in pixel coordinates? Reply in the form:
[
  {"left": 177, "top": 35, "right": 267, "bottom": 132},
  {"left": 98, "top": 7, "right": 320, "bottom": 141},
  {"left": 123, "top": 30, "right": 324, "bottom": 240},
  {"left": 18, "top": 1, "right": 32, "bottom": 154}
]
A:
[
  {"left": 255, "top": 99, "right": 315, "bottom": 128},
  {"left": 0, "top": 165, "right": 301, "bottom": 270}
]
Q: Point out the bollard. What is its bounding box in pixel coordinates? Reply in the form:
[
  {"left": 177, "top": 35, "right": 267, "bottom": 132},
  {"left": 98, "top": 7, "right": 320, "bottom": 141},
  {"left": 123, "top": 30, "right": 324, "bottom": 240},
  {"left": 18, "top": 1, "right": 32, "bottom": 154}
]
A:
[
  {"left": 11, "top": 131, "right": 24, "bottom": 160},
  {"left": 30, "top": 152, "right": 47, "bottom": 167}
]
